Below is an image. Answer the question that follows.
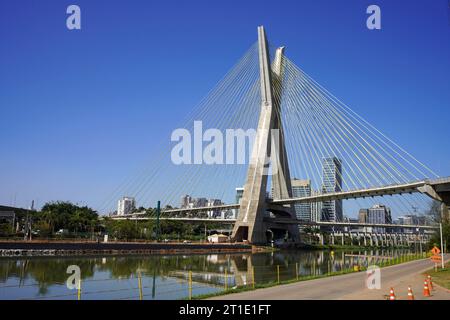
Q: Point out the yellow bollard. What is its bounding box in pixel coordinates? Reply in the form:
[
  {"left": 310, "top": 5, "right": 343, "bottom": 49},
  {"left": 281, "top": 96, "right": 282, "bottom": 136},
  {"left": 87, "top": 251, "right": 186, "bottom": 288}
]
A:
[
  {"left": 138, "top": 272, "right": 143, "bottom": 300},
  {"left": 188, "top": 271, "right": 192, "bottom": 300},
  {"left": 277, "top": 265, "right": 280, "bottom": 284},
  {"left": 77, "top": 279, "right": 81, "bottom": 301},
  {"left": 224, "top": 269, "right": 227, "bottom": 291}
]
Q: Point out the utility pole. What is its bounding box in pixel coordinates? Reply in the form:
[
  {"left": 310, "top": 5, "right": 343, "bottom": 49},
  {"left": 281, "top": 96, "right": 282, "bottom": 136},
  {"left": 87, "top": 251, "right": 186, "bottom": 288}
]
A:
[
  {"left": 417, "top": 228, "right": 422, "bottom": 254},
  {"left": 440, "top": 223, "right": 445, "bottom": 269}
]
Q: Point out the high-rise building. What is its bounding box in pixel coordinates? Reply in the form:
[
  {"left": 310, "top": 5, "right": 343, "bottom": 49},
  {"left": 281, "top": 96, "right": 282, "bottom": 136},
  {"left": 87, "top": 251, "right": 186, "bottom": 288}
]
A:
[
  {"left": 310, "top": 190, "right": 322, "bottom": 222},
  {"left": 180, "top": 195, "right": 191, "bottom": 209},
  {"left": 364, "top": 204, "right": 392, "bottom": 233},
  {"left": 358, "top": 209, "right": 369, "bottom": 223},
  {"left": 232, "top": 187, "right": 244, "bottom": 219},
  {"left": 191, "top": 197, "right": 208, "bottom": 208},
  {"left": 207, "top": 199, "right": 224, "bottom": 218},
  {"left": 291, "top": 179, "right": 311, "bottom": 221},
  {"left": 235, "top": 187, "right": 244, "bottom": 204},
  {"left": 180, "top": 195, "right": 208, "bottom": 209},
  {"left": 396, "top": 214, "right": 432, "bottom": 233},
  {"left": 321, "top": 157, "right": 343, "bottom": 223},
  {"left": 117, "top": 196, "right": 136, "bottom": 216}
]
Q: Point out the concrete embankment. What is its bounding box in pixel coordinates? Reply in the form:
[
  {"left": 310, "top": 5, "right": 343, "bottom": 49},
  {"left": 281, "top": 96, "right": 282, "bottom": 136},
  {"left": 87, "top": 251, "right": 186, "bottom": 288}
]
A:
[{"left": 0, "top": 241, "right": 253, "bottom": 257}]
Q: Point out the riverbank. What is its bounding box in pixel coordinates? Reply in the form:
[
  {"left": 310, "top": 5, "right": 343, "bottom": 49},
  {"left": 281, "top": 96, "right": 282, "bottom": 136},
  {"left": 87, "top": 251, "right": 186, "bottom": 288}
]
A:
[{"left": 0, "top": 240, "right": 254, "bottom": 257}]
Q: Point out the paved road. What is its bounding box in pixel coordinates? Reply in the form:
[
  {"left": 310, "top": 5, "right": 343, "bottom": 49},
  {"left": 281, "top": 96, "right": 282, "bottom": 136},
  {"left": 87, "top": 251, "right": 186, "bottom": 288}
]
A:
[{"left": 211, "top": 254, "right": 450, "bottom": 300}]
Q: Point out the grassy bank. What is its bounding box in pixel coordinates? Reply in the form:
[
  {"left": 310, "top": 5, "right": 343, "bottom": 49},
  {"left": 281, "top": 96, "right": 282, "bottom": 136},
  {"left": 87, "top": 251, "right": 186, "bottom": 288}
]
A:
[{"left": 425, "top": 262, "right": 450, "bottom": 290}]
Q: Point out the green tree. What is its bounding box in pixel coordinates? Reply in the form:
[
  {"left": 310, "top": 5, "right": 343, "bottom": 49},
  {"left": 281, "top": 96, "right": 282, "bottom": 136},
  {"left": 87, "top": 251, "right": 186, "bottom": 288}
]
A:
[
  {"left": 38, "top": 201, "right": 99, "bottom": 236},
  {"left": 33, "top": 220, "right": 52, "bottom": 237}
]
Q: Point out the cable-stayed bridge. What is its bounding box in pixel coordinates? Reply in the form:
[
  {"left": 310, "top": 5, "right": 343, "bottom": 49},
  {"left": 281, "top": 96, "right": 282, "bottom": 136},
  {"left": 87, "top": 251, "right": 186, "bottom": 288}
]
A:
[
  {"left": 117, "top": 177, "right": 449, "bottom": 217},
  {"left": 108, "top": 26, "right": 450, "bottom": 244}
]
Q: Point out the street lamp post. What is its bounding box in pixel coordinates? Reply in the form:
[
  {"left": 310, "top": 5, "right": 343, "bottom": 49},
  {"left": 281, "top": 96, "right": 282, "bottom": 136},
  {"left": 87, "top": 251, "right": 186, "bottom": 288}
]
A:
[{"left": 440, "top": 223, "right": 445, "bottom": 269}]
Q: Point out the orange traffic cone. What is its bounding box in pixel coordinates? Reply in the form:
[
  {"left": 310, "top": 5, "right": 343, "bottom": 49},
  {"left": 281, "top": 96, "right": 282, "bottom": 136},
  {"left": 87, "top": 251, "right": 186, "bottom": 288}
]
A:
[
  {"left": 427, "top": 275, "right": 434, "bottom": 291},
  {"left": 389, "top": 287, "right": 396, "bottom": 300},
  {"left": 407, "top": 286, "right": 415, "bottom": 300},
  {"left": 423, "top": 279, "right": 431, "bottom": 297}
]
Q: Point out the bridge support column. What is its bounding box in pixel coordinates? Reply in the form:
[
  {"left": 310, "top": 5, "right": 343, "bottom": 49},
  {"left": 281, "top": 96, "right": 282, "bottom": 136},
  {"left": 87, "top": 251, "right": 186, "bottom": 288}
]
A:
[{"left": 231, "top": 26, "right": 299, "bottom": 244}]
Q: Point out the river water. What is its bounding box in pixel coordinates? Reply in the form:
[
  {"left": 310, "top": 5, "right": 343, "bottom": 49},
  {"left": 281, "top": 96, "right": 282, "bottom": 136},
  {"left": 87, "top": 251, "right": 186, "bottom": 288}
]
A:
[{"left": 0, "top": 248, "right": 419, "bottom": 300}]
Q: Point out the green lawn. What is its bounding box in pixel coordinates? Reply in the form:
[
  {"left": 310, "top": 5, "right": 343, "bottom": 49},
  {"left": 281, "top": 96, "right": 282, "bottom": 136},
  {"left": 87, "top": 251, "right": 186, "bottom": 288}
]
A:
[{"left": 426, "top": 263, "right": 450, "bottom": 290}]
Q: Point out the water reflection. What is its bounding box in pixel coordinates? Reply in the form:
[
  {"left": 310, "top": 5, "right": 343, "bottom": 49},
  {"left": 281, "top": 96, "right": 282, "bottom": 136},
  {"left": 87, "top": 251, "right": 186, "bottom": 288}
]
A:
[{"left": 0, "top": 248, "right": 419, "bottom": 300}]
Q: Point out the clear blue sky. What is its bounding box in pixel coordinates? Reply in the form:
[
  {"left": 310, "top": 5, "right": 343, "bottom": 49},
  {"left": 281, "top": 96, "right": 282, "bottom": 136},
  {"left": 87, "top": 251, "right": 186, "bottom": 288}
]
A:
[{"left": 1, "top": 0, "right": 449, "bottom": 211}]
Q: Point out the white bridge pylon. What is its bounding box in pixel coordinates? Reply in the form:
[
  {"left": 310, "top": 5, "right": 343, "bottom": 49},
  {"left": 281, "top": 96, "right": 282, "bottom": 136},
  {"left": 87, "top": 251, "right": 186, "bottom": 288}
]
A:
[{"left": 231, "top": 26, "right": 299, "bottom": 244}]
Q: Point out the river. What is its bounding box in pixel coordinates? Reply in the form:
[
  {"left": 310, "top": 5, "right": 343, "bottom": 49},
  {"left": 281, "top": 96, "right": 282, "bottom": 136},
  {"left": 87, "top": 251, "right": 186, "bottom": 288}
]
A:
[{"left": 0, "top": 248, "right": 420, "bottom": 300}]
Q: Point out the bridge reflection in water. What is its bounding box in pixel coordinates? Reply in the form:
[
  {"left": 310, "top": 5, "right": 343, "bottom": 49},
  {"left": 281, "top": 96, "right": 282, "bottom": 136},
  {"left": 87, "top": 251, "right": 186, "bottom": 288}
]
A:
[{"left": 0, "top": 249, "right": 424, "bottom": 300}]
